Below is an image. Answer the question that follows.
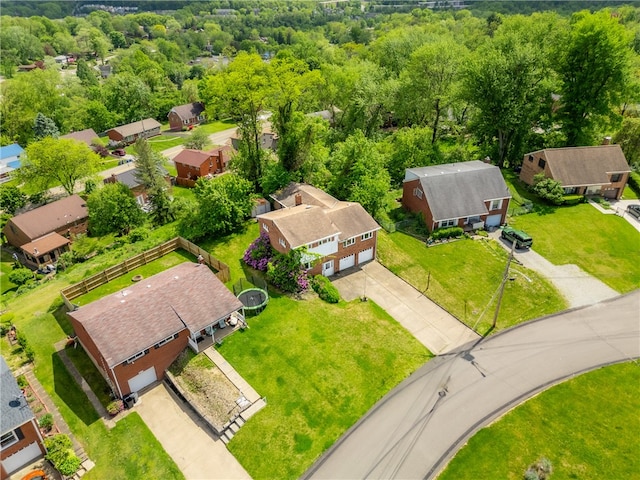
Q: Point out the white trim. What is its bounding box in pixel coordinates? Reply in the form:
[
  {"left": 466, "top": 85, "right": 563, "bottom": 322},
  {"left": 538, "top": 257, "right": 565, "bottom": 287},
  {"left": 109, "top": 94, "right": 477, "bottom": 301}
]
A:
[
  {"left": 343, "top": 237, "right": 355, "bottom": 248},
  {"left": 0, "top": 430, "right": 19, "bottom": 449},
  {"left": 361, "top": 232, "right": 373, "bottom": 241}
]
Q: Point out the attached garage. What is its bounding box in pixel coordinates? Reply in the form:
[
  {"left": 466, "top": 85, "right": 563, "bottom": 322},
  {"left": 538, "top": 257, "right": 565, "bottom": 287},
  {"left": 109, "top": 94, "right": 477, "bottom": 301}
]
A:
[
  {"left": 485, "top": 214, "right": 502, "bottom": 227},
  {"left": 127, "top": 366, "right": 157, "bottom": 394},
  {"left": 2, "top": 442, "right": 42, "bottom": 475},
  {"left": 339, "top": 254, "right": 355, "bottom": 271},
  {"left": 358, "top": 248, "right": 374, "bottom": 264}
]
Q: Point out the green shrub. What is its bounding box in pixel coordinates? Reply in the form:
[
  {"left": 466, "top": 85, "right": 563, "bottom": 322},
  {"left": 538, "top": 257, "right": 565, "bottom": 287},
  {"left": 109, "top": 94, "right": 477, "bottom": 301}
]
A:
[
  {"left": 8, "top": 268, "right": 33, "bottom": 286},
  {"left": 16, "top": 374, "right": 28, "bottom": 388},
  {"left": 44, "top": 434, "right": 82, "bottom": 476},
  {"left": 107, "top": 400, "right": 124, "bottom": 415},
  {"left": 57, "top": 251, "right": 74, "bottom": 270},
  {"left": 561, "top": 194, "right": 584, "bottom": 205},
  {"left": 628, "top": 171, "right": 640, "bottom": 197},
  {"left": 39, "top": 413, "right": 54, "bottom": 431},
  {"left": 128, "top": 227, "right": 149, "bottom": 243},
  {"left": 311, "top": 275, "right": 340, "bottom": 303},
  {"left": 431, "top": 226, "right": 464, "bottom": 240}
]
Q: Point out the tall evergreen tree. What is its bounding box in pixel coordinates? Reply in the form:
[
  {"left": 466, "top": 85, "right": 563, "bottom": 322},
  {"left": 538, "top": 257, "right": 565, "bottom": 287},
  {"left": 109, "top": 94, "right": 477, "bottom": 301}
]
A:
[{"left": 133, "top": 138, "right": 174, "bottom": 225}]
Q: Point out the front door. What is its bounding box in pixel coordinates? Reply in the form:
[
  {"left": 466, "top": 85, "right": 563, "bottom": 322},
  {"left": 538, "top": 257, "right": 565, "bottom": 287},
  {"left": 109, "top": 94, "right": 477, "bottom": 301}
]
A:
[{"left": 322, "top": 260, "right": 334, "bottom": 277}]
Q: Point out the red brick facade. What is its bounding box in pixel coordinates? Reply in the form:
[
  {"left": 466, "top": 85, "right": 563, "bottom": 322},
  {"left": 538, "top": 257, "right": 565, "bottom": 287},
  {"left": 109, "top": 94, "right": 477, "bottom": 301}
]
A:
[
  {"left": 0, "top": 419, "right": 46, "bottom": 479},
  {"left": 174, "top": 148, "right": 231, "bottom": 182}
]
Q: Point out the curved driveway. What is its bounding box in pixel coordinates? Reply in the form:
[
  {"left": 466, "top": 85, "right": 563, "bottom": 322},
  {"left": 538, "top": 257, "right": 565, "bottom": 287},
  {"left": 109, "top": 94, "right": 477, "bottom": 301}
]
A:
[{"left": 303, "top": 290, "right": 640, "bottom": 480}]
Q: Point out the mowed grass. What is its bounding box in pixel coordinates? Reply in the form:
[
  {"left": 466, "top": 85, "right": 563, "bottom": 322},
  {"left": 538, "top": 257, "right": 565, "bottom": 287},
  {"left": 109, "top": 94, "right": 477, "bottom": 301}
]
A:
[
  {"left": 219, "top": 294, "right": 431, "bottom": 479},
  {"left": 439, "top": 361, "right": 640, "bottom": 480},
  {"left": 509, "top": 203, "right": 640, "bottom": 293},
  {"left": 0, "top": 249, "right": 18, "bottom": 295},
  {"left": 377, "top": 231, "right": 567, "bottom": 334}
]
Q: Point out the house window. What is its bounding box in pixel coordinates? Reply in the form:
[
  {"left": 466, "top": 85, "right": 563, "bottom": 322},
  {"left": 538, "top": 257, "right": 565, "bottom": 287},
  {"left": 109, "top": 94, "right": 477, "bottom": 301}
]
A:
[
  {"left": 279, "top": 238, "right": 286, "bottom": 248},
  {"left": 528, "top": 155, "right": 534, "bottom": 162},
  {"left": 490, "top": 199, "right": 502, "bottom": 210},
  {"left": 413, "top": 187, "right": 423, "bottom": 199},
  {"left": 1, "top": 430, "right": 19, "bottom": 449},
  {"left": 564, "top": 187, "right": 578, "bottom": 194},
  {"left": 538, "top": 158, "right": 546, "bottom": 169},
  {"left": 125, "top": 349, "right": 149, "bottom": 364},
  {"left": 183, "top": 119, "right": 188, "bottom": 125},
  {"left": 361, "top": 232, "right": 373, "bottom": 241},
  {"left": 262, "top": 223, "right": 269, "bottom": 232},
  {"left": 610, "top": 173, "right": 622, "bottom": 182},
  {"left": 303, "top": 261, "right": 313, "bottom": 270},
  {"left": 155, "top": 334, "right": 177, "bottom": 349},
  {"left": 343, "top": 237, "right": 355, "bottom": 248},
  {"left": 439, "top": 219, "right": 455, "bottom": 228}
]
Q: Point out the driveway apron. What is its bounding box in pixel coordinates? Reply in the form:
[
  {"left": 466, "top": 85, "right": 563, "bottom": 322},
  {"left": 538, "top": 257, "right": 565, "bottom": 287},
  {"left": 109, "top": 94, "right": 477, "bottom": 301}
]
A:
[
  {"left": 331, "top": 261, "right": 479, "bottom": 354},
  {"left": 135, "top": 383, "right": 251, "bottom": 480}
]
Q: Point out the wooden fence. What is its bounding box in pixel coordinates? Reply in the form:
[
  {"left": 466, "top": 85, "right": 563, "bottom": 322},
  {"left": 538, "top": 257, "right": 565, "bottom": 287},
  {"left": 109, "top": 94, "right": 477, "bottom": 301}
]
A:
[
  {"left": 175, "top": 177, "right": 197, "bottom": 188},
  {"left": 60, "top": 237, "right": 230, "bottom": 310}
]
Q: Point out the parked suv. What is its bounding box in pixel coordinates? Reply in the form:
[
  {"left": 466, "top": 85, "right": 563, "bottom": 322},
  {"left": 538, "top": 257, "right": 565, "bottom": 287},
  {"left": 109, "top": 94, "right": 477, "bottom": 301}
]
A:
[
  {"left": 627, "top": 204, "right": 640, "bottom": 220},
  {"left": 501, "top": 226, "right": 533, "bottom": 249}
]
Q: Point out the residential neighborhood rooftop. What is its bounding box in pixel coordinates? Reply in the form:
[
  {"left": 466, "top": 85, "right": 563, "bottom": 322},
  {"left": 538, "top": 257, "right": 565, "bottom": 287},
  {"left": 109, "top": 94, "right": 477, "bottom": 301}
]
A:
[
  {"left": 272, "top": 182, "right": 340, "bottom": 209},
  {"left": 20, "top": 232, "right": 70, "bottom": 256},
  {"left": 61, "top": 128, "right": 99, "bottom": 147},
  {"left": 68, "top": 262, "right": 243, "bottom": 367},
  {"left": 1, "top": 355, "right": 34, "bottom": 434},
  {"left": 108, "top": 118, "right": 162, "bottom": 138},
  {"left": 169, "top": 102, "right": 205, "bottom": 120},
  {"left": 173, "top": 146, "right": 231, "bottom": 168}
]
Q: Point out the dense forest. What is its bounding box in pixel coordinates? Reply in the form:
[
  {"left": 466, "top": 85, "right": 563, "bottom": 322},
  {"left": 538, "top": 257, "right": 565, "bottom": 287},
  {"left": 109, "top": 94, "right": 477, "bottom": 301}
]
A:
[{"left": 1, "top": 1, "right": 639, "bottom": 223}]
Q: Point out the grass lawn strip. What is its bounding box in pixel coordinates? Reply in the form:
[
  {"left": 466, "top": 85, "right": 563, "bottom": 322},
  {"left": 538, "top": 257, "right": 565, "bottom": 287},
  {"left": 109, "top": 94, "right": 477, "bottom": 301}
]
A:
[
  {"left": 438, "top": 361, "right": 640, "bottom": 480},
  {"left": 1, "top": 249, "right": 18, "bottom": 295},
  {"left": 510, "top": 203, "right": 640, "bottom": 293},
  {"left": 219, "top": 295, "right": 431, "bottom": 479},
  {"left": 377, "top": 231, "right": 567, "bottom": 334}
]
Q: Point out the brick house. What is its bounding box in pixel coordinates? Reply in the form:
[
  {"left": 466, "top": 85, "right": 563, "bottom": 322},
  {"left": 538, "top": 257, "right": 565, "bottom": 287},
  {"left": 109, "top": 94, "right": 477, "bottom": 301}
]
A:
[
  {"left": 1, "top": 356, "right": 46, "bottom": 479},
  {"left": 103, "top": 167, "right": 171, "bottom": 206},
  {"left": 402, "top": 161, "right": 511, "bottom": 232},
  {"left": 106, "top": 119, "right": 161, "bottom": 145},
  {"left": 3, "top": 195, "right": 88, "bottom": 269},
  {"left": 173, "top": 147, "right": 232, "bottom": 184},
  {"left": 168, "top": 102, "right": 206, "bottom": 131},
  {"left": 257, "top": 184, "right": 380, "bottom": 276},
  {"left": 61, "top": 128, "right": 99, "bottom": 148},
  {"left": 67, "top": 263, "right": 244, "bottom": 398},
  {"left": 519, "top": 145, "right": 631, "bottom": 200}
]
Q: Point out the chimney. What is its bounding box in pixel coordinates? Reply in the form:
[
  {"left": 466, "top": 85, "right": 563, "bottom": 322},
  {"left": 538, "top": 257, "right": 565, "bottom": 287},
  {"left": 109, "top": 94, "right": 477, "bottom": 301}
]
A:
[
  {"left": 295, "top": 193, "right": 302, "bottom": 206},
  {"left": 602, "top": 136, "right": 611, "bottom": 145}
]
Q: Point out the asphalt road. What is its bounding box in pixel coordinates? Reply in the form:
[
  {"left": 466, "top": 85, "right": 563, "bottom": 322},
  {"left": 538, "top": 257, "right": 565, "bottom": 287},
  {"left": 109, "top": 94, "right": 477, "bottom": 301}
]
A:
[{"left": 303, "top": 290, "right": 640, "bottom": 480}]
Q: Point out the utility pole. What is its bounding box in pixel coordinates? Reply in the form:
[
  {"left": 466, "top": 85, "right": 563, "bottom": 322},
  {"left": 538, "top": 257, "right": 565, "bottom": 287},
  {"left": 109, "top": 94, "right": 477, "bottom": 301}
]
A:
[{"left": 491, "top": 239, "right": 516, "bottom": 330}]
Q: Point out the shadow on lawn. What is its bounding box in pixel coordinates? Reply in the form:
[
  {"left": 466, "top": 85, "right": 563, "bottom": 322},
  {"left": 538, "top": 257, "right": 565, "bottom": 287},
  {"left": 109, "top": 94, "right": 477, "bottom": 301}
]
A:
[{"left": 52, "top": 351, "right": 101, "bottom": 426}]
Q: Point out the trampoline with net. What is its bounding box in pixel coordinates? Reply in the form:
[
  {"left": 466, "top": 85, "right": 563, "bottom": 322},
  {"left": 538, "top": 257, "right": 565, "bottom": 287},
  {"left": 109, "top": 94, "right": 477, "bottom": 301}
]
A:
[{"left": 234, "top": 276, "right": 269, "bottom": 316}]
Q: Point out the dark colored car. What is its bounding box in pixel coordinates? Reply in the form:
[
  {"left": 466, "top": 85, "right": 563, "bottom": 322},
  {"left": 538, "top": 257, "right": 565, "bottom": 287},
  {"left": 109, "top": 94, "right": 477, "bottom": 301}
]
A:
[
  {"left": 626, "top": 204, "right": 640, "bottom": 220},
  {"left": 113, "top": 148, "right": 126, "bottom": 156},
  {"left": 501, "top": 226, "right": 533, "bottom": 249}
]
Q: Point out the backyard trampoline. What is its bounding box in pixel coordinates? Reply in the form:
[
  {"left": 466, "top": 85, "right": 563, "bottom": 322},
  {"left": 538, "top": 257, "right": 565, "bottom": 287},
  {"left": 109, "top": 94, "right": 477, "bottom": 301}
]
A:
[{"left": 237, "top": 287, "right": 269, "bottom": 315}]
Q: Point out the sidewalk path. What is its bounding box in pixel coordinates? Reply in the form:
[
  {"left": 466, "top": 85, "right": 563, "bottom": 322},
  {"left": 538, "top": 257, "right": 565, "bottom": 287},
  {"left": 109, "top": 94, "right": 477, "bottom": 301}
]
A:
[
  {"left": 303, "top": 290, "right": 640, "bottom": 480},
  {"left": 331, "top": 261, "right": 479, "bottom": 355}
]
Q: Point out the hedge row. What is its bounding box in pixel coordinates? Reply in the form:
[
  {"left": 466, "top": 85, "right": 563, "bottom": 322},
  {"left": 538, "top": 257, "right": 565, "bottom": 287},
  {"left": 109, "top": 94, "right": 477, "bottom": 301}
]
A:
[
  {"left": 311, "top": 275, "right": 340, "bottom": 303},
  {"left": 430, "top": 226, "right": 464, "bottom": 240}
]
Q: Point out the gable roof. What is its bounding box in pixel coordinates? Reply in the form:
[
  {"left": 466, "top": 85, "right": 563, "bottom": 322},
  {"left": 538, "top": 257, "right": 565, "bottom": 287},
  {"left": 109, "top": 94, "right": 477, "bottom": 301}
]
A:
[
  {"left": 0, "top": 143, "right": 24, "bottom": 161},
  {"left": 68, "top": 263, "right": 242, "bottom": 367},
  {"left": 173, "top": 149, "right": 212, "bottom": 168},
  {"left": 533, "top": 145, "right": 630, "bottom": 187},
  {"left": 1, "top": 355, "right": 34, "bottom": 434},
  {"left": 61, "top": 128, "right": 99, "bottom": 147},
  {"left": 169, "top": 102, "right": 205, "bottom": 121},
  {"left": 262, "top": 205, "right": 342, "bottom": 248},
  {"left": 6, "top": 195, "right": 88, "bottom": 242},
  {"left": 406, "top": 161, "right": 511, "bottom": 221},
  {"left": 105, "top": 166, "right": 169, "bottom": 189},
  {"left": 109, "top": 118, "right": 161, "bottom": 138},
  {"left": 20, "top": 232, "right": 70, "bottom": 257},
  {"left": 271, "top": 183, "right": 340, "bottom": 209}
]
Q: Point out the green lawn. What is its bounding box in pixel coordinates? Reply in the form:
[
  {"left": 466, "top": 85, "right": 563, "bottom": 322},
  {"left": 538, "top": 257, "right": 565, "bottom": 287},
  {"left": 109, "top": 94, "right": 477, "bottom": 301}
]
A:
[
  {"left": 509, "top": 203, "right": 640, "bottom": 293},
  {"left": 195, "top": 120, "right": 236, "bottom": 135},
  {"left": 147, "top": 134, "right": 185, "bottom": 153},
  {"left": 377, "top": 231, "right": 568, "bottom": 334},
  {"left": 0, "top": 249, "right": 18, "bottom": 295},
  {"left": 170, "top": 185, "right": 196, "bottom": 202},
  {"left": 220, "top": 295, "right": 431, "bottom": 479},
  {"left": 439, "top": 361, "right": 640, "bottom": 480},
  {"left": 622, "top": 184, "right": 639, "bottom": 200}
]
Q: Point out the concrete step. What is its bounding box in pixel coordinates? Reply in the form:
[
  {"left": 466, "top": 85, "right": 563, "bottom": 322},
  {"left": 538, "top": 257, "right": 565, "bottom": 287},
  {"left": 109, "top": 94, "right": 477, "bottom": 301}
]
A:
[
  {"left": 235, "top": 417, "right": 245, "bottom": 427},
  {"left": 228, "top": 422, "right": 240, "bottom": 434},
  {"left": 239, "top": 398, "right": 267, "bottom": 422}
]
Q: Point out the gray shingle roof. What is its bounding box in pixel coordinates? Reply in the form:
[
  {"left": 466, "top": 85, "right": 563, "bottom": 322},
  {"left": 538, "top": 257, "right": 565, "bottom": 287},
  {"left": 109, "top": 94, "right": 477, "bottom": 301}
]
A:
[
  {"left": 109, "top": 118, "right": 161, "bottom": 138},
  {"left": 68, "top": 263, "right": 243, "bottom": 367},
  {"left": 406, "top": 161, "right": 511, "bottom": 221},
  {"left": 534, "top": 145, "right": 630, "bottom": 187},
  {"left": 170, "top": 102, "right": 205, "bottom": 121},
  {"left": 61, "top": 128, "right": 99, "bottom": 147},
  {"left": 1, "top": 356, "right": 34, "bottom": 434}
]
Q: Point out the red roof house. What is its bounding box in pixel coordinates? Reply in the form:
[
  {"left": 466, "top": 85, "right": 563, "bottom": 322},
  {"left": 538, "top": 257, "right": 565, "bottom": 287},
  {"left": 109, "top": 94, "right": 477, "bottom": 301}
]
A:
[
  {"left": 168, "top": 102, "right": 206, "bottom": 131},
  {"left": 173, "top": 146, "right": 232, "bottom": 185}
]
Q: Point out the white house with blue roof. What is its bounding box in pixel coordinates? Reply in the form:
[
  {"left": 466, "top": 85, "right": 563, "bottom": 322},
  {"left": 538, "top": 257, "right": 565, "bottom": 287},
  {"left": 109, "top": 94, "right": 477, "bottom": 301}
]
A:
[{"left": 0, "top": 144, "right": 25, "bottom": 184}]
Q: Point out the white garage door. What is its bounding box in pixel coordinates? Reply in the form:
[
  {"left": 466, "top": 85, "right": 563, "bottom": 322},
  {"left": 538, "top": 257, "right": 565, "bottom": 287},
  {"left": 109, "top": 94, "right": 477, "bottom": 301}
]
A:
[
  {"left": 128, "top": 366, "right": 157, "bottom": 394},
  {"left": 339, "top": 254, "right": 355, "bottom": 271},
  {"left": 358, "top": 248, "right": 374, "bottom": 264},
  {"left": 485, "top": 214, "right": 502, "bottom": 227},
  {"left": 2, "top": 441, "right": 42, "bottom": 474}
]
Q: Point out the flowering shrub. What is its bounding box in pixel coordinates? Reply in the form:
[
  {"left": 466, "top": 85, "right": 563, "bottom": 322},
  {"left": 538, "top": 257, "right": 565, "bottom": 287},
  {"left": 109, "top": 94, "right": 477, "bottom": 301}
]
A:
[
  {"left": 243, "top": 232, "right": 274, "bottom": 272},
  {"left": 266, "top": 248, "right": 310, "bottom": 294}
]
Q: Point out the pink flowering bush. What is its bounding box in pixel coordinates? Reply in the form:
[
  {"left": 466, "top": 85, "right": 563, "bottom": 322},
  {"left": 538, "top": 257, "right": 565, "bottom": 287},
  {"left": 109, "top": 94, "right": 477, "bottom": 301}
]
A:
[{"left": 243, "top": 232, "right": 274, "bottom": 272}]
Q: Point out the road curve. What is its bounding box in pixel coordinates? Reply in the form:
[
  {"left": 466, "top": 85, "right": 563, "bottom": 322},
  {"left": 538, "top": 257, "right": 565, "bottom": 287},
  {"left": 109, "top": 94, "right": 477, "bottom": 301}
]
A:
[{"left": 302, "top": 290, "right": 640, "bottom": 480}]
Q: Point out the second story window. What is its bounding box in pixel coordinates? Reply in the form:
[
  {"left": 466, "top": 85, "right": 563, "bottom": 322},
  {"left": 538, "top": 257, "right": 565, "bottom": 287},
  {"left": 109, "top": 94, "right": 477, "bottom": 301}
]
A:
[
  {"left": 343, "top": 237, "right": 355, "bottom": 248},
  {"left": 490, "top": 199, "right": 502, "bottom": 210},
  {"left": 361, "top": 232, "right": 373, "bottom": 241}
]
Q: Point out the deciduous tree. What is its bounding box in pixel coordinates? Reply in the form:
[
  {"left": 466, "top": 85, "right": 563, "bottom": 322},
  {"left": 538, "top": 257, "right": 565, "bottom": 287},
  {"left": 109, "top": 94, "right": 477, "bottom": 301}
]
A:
[
  {"left": 133, "top": 138, "right": 174, "bottom": 225},
  {"left": 87, "top": 183, "right": 145, "bottom": 236}
]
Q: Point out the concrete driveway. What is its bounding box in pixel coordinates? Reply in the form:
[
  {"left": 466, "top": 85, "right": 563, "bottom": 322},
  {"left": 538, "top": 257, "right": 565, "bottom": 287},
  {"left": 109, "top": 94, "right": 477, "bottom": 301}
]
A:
[
  {"left": 135, "top": 383, "right": 250, "bottom": 480},
  {"left": 303, "top": 290, "right": 640, "bottom": 480},
  {"left": 331, "top": 261, "right": 479, "bottom": 354}
]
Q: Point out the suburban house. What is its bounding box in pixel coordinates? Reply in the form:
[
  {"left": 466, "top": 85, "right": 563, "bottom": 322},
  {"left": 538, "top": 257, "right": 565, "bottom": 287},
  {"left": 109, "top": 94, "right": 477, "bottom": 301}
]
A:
[
  {"left": 231, "top": 127, "right": 278, "bottom": 152},
  {"left": 3, "top": 195, "right": 88, "bottom": 269},
  {"left": 168, "top": 102, "right": 206, "bottom": 131},
  {"left": 103, "top": 167, "right": 171, "bottom": 206},
  {"left": 67, "top": 262, "right": 244, "bottom": 398},
  {"left": 519, "top": 145, "right": 631, "bottom": 200},
  {"left": 173, "top": 146, "right": 232, "bottom": 185},
  {"left": 1, "top": 356, "right": 46, "bottom": 479},
  {"left": 61, "top": 128, "right": 99, "bottom": 148},
  {"left": 402, "top": 161, "right": 511, "bottom": 232},
  {"left": 257, "top": 183, "right": 380, "bottom": 276},
  {"left": 106, "top": 119, "right": 161, "bottom": 145},
  {"left": 0, "top": 144, "right": 24, "bottom": 184}
]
